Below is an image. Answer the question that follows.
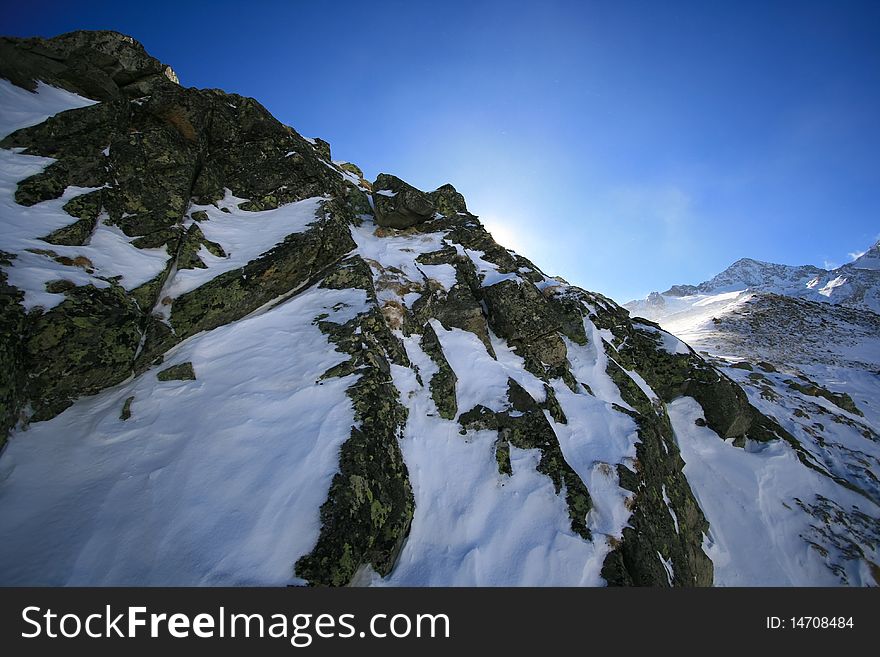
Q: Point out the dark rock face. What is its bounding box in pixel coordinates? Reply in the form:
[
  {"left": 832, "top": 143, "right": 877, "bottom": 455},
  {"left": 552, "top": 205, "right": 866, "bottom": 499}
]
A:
[
  {"left": 0, "top": 31, "right": 360, "bottom": 426},
  {"left": 25, "top": 285, "right": 145, "bottom": 421},
  {"left": 0, "top": 261, "right": 26, "bottom": 448},
  {"left": 0, "top": 30, "right": 178, "bottom": 101},
  {"left": 372, "top": 174, "right": 435, "bottom": 229}
]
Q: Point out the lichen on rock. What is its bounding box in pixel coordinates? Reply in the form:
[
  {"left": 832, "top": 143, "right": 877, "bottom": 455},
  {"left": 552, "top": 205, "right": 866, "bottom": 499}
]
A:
[{"left": 157, "top": 362, "right": 195, "bottom": 381}]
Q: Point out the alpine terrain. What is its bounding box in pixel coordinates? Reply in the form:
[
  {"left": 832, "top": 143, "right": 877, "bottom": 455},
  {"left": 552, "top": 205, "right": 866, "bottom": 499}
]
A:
[
  {"left": 627, "top": 246, "right": 880, "bottom": 585},
  {"left": 0, "top": 31, "right": 876, "bottom": 586}
]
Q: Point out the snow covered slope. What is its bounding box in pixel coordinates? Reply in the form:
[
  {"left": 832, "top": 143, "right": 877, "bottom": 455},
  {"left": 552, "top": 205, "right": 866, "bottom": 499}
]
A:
[
  {"left": 625, "top": 247, "right": 880, "bottom": 587},
  {"left": 0, "top": 31, "right": 876, "bottom": 587}
]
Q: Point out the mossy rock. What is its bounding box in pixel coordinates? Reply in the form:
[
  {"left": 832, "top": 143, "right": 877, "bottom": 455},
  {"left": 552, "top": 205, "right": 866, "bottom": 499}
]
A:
[
  {"left": 601, "top": 381, "right": 713, "bottom": 587},
  {"left": 428, "top": 183, "right": 467, "bottom": 217},
  {"left": 157, "top": 362, "right": 195, "bottom": 381},
  {"left": 338, "top": 162, "right": 364, "bottom": 179},
  {"left": 119, "top": 395, "right": 134, "bottom": 420},
  {"left": 44, "top": 279, "right": 77, "bottom": 294},
  {"left": 495, "top": 439, "right": 512, "bottom": 476},
  {"left": 0, "top": 266, "right": 27, "bottom": 445},
  {"left": 419, "top": 323, "right": 457, "bottom": 420},
  {"left": 787, "top": 380, "right": 863, "bottom": 417},
  {"left": 295, "top": 258, "right": 414, "bottom": 585},
  {"left": 25, "top": 284, "right": 143, "bottom": 421}
]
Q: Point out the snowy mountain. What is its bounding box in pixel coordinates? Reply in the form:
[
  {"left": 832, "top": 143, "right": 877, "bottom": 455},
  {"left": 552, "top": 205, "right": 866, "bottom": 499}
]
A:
[
  {"left": 851, "top": 241, "right": 880, "bottom": 271},
  {"left": 0, "top": 31, "right": 877, "bottom": 587},
  {"left": 660, "top": 249, "right": 880, "bottom": 315},
  {"left": 626, "top": 248, "right": 880, "bottom": 586}
]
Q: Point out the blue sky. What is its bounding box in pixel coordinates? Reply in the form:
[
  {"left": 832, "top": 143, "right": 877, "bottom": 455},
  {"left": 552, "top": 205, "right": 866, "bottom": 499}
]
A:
[{"left": 4, "top": 0, "right": 879, "bottom": 301}]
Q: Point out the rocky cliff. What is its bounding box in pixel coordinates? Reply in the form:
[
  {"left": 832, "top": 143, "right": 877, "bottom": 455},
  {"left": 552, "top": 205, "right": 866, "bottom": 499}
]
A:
[{"left": 0, "top": 31, "right": 876, "bottom": 586}]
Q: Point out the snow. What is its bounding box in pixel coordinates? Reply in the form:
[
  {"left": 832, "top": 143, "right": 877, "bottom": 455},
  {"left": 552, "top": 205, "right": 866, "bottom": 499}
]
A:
[
  {"left": 658, "top": 552, "right": 675, "bottom": 585},
  {"left": 661, "top": 484, "right": 680, "bottom": 534},
  {"left": 417, "top": 263, "right": 458, "bottom": 291},
  {"left": 818, "top": 275, "right": 847, "bottom": 297},
  {"left": 636, "top": 323, "right": 691, "bottom": 355},
  {"left": 724, "top": 361, "right": 880, "bottom": 509},
  {"left": 564, "top": 323, "right": 632, "bottom": 410},
  {"left": 350, "top": 221, "right": 447, "bottom": 281},
  {"left": 164, "top": 194, "right": 325, "bottom": 299},
  {"left": 0, "top": 79, "right": 98, "bottom": 139},
  {"left": 374, "top": 189, "right": 397, "bottom": 197},
  {"left": 693, "top": 290, "right": 741, "bottom": 306},
  {"left": 0, "top": 82, "right": 169, "bottom": 309},
  {"left": 349, "top": 221, "right": 456, "bottom": 306},
  {"left": 465, "top": 248, "right": 521, "bottom": 287},
  {"left": 429, "top": 320, "right": 544, "bottom": 415},
  {"left": 0, "top": 151, "right": 169, "bottom": 310},
  {"left": 851, "top": 243, "right": 880, "bottom": 270},
  {"left": 548, "top": 378, "right": 639, "bottom": 537},
  {"left": 0, "top": 284, "right": 367, "bottom": 585},
  {"left": 368, "top": 334, "right": 608, "bottom": 586},
  {"left": 364, "top": 309, "right": 642, "bottom": 585},
  {"left": 668, "top": 396, "right": 878, "bottom": 586},
  {"left": 626, "top": 246, "right": 880, "bottom": 317}
]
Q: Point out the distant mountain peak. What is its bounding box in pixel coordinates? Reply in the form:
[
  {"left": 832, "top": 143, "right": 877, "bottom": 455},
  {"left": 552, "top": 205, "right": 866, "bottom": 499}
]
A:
[
  {"left": 850, "top": 240, "right": 880, "bottom": 271},
  {"left": 650, "top": 240, "right": 880, "bottom": 314}
]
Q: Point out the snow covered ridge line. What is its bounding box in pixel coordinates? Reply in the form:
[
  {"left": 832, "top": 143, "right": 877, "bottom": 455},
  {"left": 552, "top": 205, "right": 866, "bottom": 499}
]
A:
[
  {"left": 1, "top": 30, "right": 877, "bottom": 587},
  {"left": 627, "top": 241, "right": 880, "bottom": 316}
]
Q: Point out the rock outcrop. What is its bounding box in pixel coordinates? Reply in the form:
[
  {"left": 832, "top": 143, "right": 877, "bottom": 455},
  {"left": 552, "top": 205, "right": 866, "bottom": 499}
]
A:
[
  {"left": 372, "top": 173, "right": 435, "bottom": 229},
  {"left": 2, "top": 30, "right": 874, "bottom": 587}
]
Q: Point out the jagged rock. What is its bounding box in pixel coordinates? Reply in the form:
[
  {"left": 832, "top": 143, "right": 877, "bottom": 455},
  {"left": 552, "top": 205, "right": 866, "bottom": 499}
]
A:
[
  {"left": 295, "top": 257, "right": 413, "bottom": 586},
  {"left": 372, "top": 174, "right": 435, "bottom": 229},
  {"left": 0, "top": 30, "right": 177, "bottom": 101},
  {"left": 419, "top": 322, "right": 458, "bottom": 420},
  {"left": 42, "top": 191, "right": 103, "bottom": 246},
  {"left": 429, "top": 183, "right": 467, "bottom": 217},
  {"left": 338, "top": 162, "right": 364, "bottom": 179},
  {"left": 168, "top": 203, "right": 356, "bottom": 342},
  {"left": 786, "top": 379, "right": 863, "bottom": 417}
]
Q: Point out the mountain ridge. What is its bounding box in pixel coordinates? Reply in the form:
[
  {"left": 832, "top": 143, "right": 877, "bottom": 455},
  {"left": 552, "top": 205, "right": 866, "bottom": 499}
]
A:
[
  {"left": 0, "top": 30, "right": 877, "bottom": 587},
  {"left": 653, "top": 245, "right": 880, "bottom": 315}
]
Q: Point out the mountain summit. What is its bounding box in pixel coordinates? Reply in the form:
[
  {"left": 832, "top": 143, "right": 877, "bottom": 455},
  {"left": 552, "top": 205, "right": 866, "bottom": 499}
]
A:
[
  {"left": 659, "top": 248, "right": 880, "bottom": 314},
  {"left": 0, "top": 31, "right": 877, "bottom": 587},
  {"left": 851, "top": 240, "right": 880, "bottom": 271}
]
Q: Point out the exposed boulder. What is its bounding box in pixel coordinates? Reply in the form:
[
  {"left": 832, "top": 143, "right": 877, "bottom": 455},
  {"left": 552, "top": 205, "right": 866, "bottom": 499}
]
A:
[
  {"left": 372, "top": 174, "right": 435, "bottom": 229},
  {"left": 429, "top": 183, "right": 467, "bottom": 217}
]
